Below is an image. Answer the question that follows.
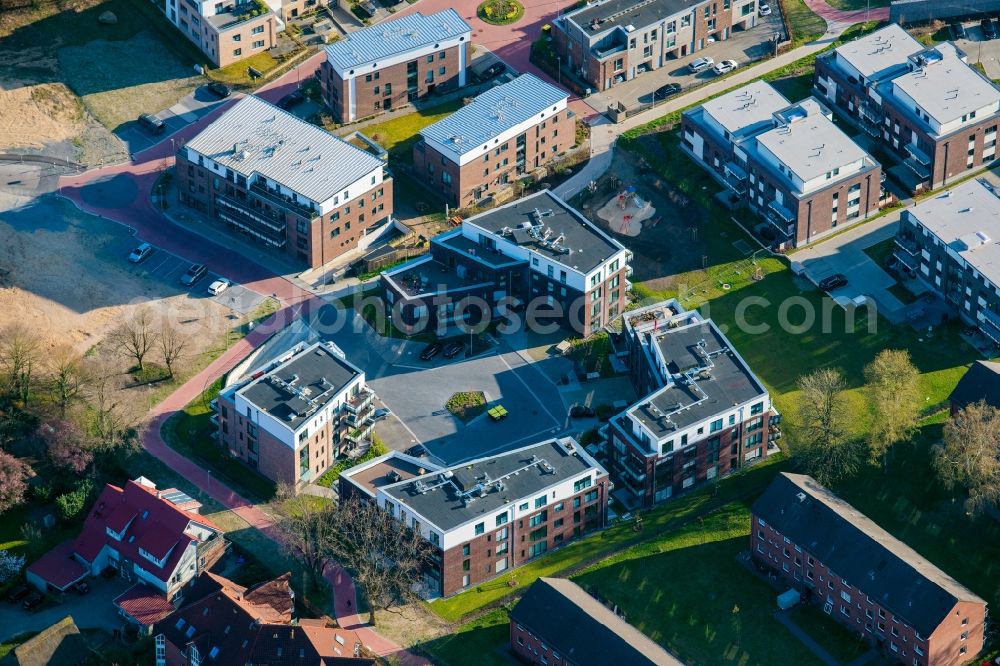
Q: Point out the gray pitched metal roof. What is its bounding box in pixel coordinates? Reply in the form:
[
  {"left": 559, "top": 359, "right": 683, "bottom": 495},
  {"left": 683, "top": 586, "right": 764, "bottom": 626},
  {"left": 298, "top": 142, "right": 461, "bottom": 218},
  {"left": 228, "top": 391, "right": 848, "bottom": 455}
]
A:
[
  {"left": 420, "top": 74, "right": 568, "bottom": 159},
  {"left": 183, "top": 95, "right": 383, "bottom": 205},
  {"left": 324, "top": 9, "right": 470, "bottom": 71},
  {"left": 752, "top": 473, "right": 986, "bottom": 637}
]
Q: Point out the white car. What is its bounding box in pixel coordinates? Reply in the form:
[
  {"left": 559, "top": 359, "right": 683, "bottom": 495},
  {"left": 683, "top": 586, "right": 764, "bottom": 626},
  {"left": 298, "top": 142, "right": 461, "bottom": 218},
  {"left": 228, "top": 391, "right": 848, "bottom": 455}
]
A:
[
  {"left": 128, "top": 242, "right": 153, "bottom": 263},
  {"left": 207, "top": 278, "right": 231, "bottom": 296},
  {"left": 713, "top": 59, "right": 739, "bottom": 75},
  {"left": 688, "top": 57, "right": 715, "bottom": 73},
  {"left": 759, "top": 1, "right": 772, "bottom": 15}
]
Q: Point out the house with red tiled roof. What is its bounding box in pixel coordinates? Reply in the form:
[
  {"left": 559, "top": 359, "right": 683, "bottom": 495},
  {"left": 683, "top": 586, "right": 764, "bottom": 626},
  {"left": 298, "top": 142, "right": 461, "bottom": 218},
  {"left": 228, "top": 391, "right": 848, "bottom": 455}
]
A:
[
  {"left": 153, "top": 571, "right": 374, "bottom": 666},
  {"left": 26, "top": 477, "right": 226, "bottom": 631}
]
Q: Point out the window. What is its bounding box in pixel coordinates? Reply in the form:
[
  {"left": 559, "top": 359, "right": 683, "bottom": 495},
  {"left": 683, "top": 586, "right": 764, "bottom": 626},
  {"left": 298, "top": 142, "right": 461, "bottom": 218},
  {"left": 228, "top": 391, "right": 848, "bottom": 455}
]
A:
[
  {"left": 251, "top": 25, "right": 263, "bottom": 34},
  {"left": 613, "top": 57, "right": 624, "bottom": 71},
  {"left": 474, "top": 522, "right": 484, "bottom": 535},
  {"left": 439, "top": 66, "right": 446, "bottom": 75},
  {"left": 519, "top": 502, "right": 529, "bottom": 511},
  {"left": 496, "top": 513, "right": 508, "bottom": 527},
  {"left": 553, "top": 502, "right": 564, "bottom": 512},
  {"left": 462, "top": 559, "right": 470, "bottom": 571},
  {"left": 462, "top": 575, "right": 470, "bottom": 587},
  {"left": 529, "top": 511, "right": 547, "bottom": 527},
  {"left": 233, "top": 48, "right": 242, "bottom": 56},
  {"left": 252, "top": 40, "right": 265, "bottom": 49},
  {"left": 534, "top": 496, "right": 547, "bottom": 509},
  {"left": 462, "top": 544, "right": 470, "bottom": 556},
  {"left": 584, "top": 490, "right": 598, "bottom": 504},
  {"left": 573, "top": 477, "right": 592, "bottom": 493},
  {"left": 232, "top": 34, "right": 241, "bottom": 41}
]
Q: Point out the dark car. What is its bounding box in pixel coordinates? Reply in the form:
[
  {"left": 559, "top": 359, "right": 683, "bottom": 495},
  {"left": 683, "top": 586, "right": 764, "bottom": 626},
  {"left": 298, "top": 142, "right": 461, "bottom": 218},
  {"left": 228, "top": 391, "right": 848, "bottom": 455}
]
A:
[
  {"left": 419, "top": 342, "right": 442, "bottom": 361},
  {"left": 818, "top": 273, "right": 848, "bottom": 291},
  {"left": 569, "top": 404, "right": 597, "bottom": 418},
  {"left": 370, "top": 407, "right": 391, "bottom": 422},
  {"left": 181, "top": 263, "right": 208, "bottom": 287},
  {"left": 405, "top": 444, "right": 428, "bottom": 457},
  {"left": 356, "top": 0, "right": 377, "bottom": 17},
  {"left": 278, "top": 90, "right": 305, "bottom": 110},
  {"left": 951, "top": 21, "right": 967, "bottom": 39},
  {"left": 983, "top": 18, "right": 999, "bottom": 40},
  {"left": 6, "top": 585, "right": 29, "bottom": 603},
  {"left": 653, "top": 83, "right": 682, "bottom": 100},
  {"left": 22, "top": 591, "right": 43, "bottom": 611},
  {"left": 72, "top": 580, "right": 90, "bottom": 594},
  {"left": 482, "top": 62, "right": 506, "bottom": 80},
  {"left": 138, "top": 113, "right": 165, "bottom": 134},
  {"left": 443, "top": 341, "right": 465, "bottom": 359},
  {"left": 206, "top": 82, "right": 232, "bottom": 98}
]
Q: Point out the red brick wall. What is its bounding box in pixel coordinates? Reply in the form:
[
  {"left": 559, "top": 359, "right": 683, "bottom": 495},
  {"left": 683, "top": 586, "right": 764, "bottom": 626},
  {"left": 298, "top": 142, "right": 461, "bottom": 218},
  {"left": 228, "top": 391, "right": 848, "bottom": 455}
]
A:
[{"left": 510, "top": 620, "right": 574, "bottom": 666}]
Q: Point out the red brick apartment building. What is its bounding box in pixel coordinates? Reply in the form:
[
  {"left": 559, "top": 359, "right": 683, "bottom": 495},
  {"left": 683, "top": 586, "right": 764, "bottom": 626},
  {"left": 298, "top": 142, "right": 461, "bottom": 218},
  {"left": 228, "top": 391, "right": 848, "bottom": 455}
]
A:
[
  {"left": 606, "top": 300, "right": 780, "bottom": 508},
  {"left": 814, "top": 24, "right": 1000, "bottom": 193},
  {"left": 752, "top": 473, "right": 987, "bottom": 666},
  {"left": 176, "top": 95, "right": 393, "bottom": 268},
  {"left": 160, "top": 0, "right": 279, "bottom": 68},
  {"left": 320, "top": 9, "right": 472, "bottom": 123},
  {"left": 153, "top": 571, "right": 374, "bottom": 665},
  {"left": 215, "top": 341, "right": 375, "bottom": 488},
  {"left": 509, "top": 577, "right": 683, "bottom": 666},
  {"left": 682, "top": 84, "right": 882, "bottom": 249},
  {"left": 381, "top": 190, "right": 632, "bottom": 338},
  {"left": 340, "top": 438, "right": 609, "bottom": 598},
  {"left": 413, "top": 73, "right": 570, "bottom": 208},
  {"left": 551, "top": 0, "right": 760, "bottom": 92}
]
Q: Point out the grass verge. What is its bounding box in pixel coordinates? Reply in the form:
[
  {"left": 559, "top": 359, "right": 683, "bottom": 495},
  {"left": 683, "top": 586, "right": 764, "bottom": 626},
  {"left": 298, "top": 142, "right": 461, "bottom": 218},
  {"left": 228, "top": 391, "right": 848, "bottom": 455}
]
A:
[
  {"left": 445, "top": 391, "right": 488, "bottom": 422},
  {"left": 782, "top": 0, "right": 827, "bottom": 46}
]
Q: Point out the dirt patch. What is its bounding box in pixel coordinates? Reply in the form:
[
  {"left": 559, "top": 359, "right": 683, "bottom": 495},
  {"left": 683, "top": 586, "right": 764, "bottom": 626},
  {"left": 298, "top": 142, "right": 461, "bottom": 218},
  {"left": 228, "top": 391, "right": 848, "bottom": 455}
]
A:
[{"left": 373, "top": 602, "right": 450, "bottom": 649}]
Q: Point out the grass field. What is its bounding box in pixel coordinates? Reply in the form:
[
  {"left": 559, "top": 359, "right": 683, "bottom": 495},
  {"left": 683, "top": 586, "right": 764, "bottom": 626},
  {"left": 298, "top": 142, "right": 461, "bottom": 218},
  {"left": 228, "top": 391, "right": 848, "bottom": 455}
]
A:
[
  {"left": 361, "top": 98, "right": 466, "bottom": 162},
  {"left": 425, "top": 609, "right": 514, "bottom": 666},
  {"left": 210, "top": 51, "right": 280, "bottom": 86},
  {"left": 788, "top": 605, "right": 871, "bottom": 663},
  {"left": 823, "top": 0, "right": 889, "bottom": 10},
  {"left": 781, "top": 0, "right": 827, "bottom": 46}
]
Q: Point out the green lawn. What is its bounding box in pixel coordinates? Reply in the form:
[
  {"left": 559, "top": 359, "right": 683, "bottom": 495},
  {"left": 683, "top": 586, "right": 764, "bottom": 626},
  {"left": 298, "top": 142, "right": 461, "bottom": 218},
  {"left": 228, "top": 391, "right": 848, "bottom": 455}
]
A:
[
  {"left": 361, "top": 98, "right": 466, "bottom": 162},
  {"left": 788, "top": 605, "right": 871, "bottom": 663},
  {"left": 0, "top": 632, "right": 38, "bottom": 659},
  {"left": 424, "top": 609, "right": 514, "bottom": 666},
  {"left": 781, "top": 0, "right": 827, "bottom": 46},
  {"left": 823, "top": 0, "right": 889, "bottom": 11},
  {"left": 209, "top": 51, "right": 280, "bottom": 86}
]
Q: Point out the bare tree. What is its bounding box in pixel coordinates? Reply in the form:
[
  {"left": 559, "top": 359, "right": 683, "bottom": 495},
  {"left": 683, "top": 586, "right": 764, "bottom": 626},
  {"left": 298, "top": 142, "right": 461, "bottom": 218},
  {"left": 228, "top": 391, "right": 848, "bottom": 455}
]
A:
[
  {"left": 326, "top": 496, "right": 432, "bottom": 626},
  {"left": 83, "top": 358, "right": 137, "bottom": 454},
  {"left": 112, "top": 308, "right": 158, "bottom": 372},
  {"left": 276, "top": 492, "right": 336, "bottom": 593},
  {"left": 790, "top": 368, "right": 861, "bottom": 485},
  {"left": 158, "top": 324, "right": 189, "bottom": 379},
  {"left": 0, "top": 325, "right": 40, "bottom": 406},
  {"left": 863, "top": 349, "right": 921, "bottom": 468},
  {"left": 933, "top": 401, "right": 1000, "bottom": 516},
  {"left": 47, "top": 347, "right": 87, "bottom": 417}
]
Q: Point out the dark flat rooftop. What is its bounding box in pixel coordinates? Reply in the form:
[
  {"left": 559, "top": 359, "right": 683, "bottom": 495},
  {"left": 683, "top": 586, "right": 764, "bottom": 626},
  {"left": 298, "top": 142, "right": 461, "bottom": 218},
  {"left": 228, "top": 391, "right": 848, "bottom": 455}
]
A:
[
  {"left": 240, "top": 342, "right": 360, "bottom": 430},
  {"left": 382, "top": 438, "right": 601, "bottom": 533},
  {"left": 437, "top": 233, "right": 526, "bottom": 269},
  {"left": 384, "top": 255, "right": 496, "bottom": 298},
  {"left": 631, "top": 320, "right": 767, "bottom": 436},
  {"left": 570, "top": 0, "right": 696, "bottom": 32},
  {"left": 346, "top": 456, "right": 441, "bottom": 498},
  {"left": 468, "top": 191, "right": 625, "bottom": 275}
]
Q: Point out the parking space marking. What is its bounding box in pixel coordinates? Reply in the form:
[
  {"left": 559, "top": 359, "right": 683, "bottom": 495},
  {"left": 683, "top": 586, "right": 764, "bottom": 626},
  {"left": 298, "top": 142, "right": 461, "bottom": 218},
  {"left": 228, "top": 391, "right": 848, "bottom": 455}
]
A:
[
  {"left": 145, "top": 255, "right": 173, "bottom": 274},
  {"left": 495, "top": 351, "right": 561, "bottom": 428}
]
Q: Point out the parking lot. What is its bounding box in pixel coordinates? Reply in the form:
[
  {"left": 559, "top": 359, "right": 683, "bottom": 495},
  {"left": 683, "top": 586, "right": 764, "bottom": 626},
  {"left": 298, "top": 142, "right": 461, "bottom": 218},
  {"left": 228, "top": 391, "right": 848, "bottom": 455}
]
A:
[
  {"left": 115, "top": 85, "right": 235, "bottom": 155},
  {"left": 587, "top": 9, "right": 786, "bottom": 111},
  {"left": 952, "top": 22, "right": 1000, "bottom": 79},
  {"left": 113, "top": 235, "right": 268, "bottom": 315}
]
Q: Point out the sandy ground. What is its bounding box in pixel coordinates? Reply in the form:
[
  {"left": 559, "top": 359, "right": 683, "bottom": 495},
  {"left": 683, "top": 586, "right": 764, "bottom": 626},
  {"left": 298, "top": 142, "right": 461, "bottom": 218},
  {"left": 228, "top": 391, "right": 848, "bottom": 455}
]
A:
[{"left": 596, "top": 191, "right": 657, "bottom": 237}]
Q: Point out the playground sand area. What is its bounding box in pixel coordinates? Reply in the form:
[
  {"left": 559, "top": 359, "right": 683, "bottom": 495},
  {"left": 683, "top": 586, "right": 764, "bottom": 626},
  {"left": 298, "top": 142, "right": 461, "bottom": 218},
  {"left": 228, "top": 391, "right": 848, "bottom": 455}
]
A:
[{"left": 596, "top": 189, "right": 657, "bottom": 236}]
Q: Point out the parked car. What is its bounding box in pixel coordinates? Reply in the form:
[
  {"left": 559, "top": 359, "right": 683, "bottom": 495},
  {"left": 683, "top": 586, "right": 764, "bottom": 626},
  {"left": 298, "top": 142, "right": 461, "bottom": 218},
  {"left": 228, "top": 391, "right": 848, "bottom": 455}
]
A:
[
  {"left": 405, "top": 444, "right": 428, "bottom": 457},
  {"left": 356, "top": 0, "right": 377, "bottom": 17},
  {"left": 72, "top": 580, "right": 90, "bottom": 595},
  {"left": 653, "top": 83, "right": 682, "bottom": 100},
  {"left": 983, "top": 18, "right": 999, "bottom": 40},
  {"left": 22, "top": 591, "right": 43, "bottom": 611},
  {"left": 6, "top": 585, "right": 29, "bottom": 603},
  {"left": 713, "top": 59, "right": 738, "bottom": 75},
  {"left": 128, "top": 242, "right": 153, "bottom": 263},
  {"left": 207, "top": 278, "right": 231, "bottom": 296},
  {"left": 181, "top": 263, "right": 208, "bottom": 287},
  {"left": 206, "top": 82, "right": 232, "bottom": 98},
  {"left": 278, "top": 90, "right": 305, "bottom": 110},
  {"left": 951, "top": 21, "right": 967, "bottom": 40},
  {"left": 758, "top": 0, "right": 772, "bottom": 15},
  {"left": 419, "top": 342, "right": 442, "bottom": 361},
  {"left": 443, "top": 341, "right": 466, "bottom": 359},
  {"left": 569, "top": 404, "right": 597, "bottom": 418},
  {"left": 688, "top": 57, "right": 715, "bottom": 73},
  {"left": 370, "top": 407, "right": 391, "bottom": 422},
  {"left": 818, "top": 273, "right": 848, "bottom": 291},
  {"left": 138, "top": 113, "right": 165, "bottom": 134},
  {"left": 482, "top": 62, "right": 506, "bottom": 80}
]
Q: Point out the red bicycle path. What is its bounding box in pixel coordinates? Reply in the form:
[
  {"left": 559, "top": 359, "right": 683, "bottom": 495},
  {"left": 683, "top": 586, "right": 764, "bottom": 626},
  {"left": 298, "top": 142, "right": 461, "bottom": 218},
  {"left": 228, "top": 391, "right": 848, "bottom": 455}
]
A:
[{"left": 801, "top": 0, "right": 889, "bottom": 28}]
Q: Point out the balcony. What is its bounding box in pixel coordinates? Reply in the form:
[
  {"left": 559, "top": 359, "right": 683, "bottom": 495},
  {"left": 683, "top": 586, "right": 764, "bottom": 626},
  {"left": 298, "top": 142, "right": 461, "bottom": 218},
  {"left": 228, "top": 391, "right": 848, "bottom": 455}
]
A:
[
  {"left": 346, "top": 423, "right": 374, "bottom": 444},
  {"left": 894, "top": 235, "right": 920, "bottom": 256},
  {"left": 893, "top": 249, "right": 919, "bottom": 272},
  {"left": 346, "top": 403, "right": 373, "bottom": 426},
  {"left": 768, "top": 200, "right": 795, "bottom": 224},
  {"left": 215, "top": 196, "right": 287, "bottom": 248},
  {"left": 210, "top": 414, "right": 219, "bottom": 427},
  {"left": 249, "top": 181, "right": 318, "bottom": 221},
  {"left": 625, "top": 265, "right": 634, "bottom": 278},
  {"left": 593, "top": 42, "right": 626, "bottom": 60},
  {"left": 624, "top": 279, "right": 633, "bottom": 292},
  {"left": 346, "top": 388, "right": 375, "bottom": 414},
  {"left": 724, "top": 161, "right": 749, "bottom": 195},
  {"left": 209, "top": 399, "right": 218, "bottom": 412},
  {"left": 980, "top": 308, "right": 1000, "bottom": 344}
]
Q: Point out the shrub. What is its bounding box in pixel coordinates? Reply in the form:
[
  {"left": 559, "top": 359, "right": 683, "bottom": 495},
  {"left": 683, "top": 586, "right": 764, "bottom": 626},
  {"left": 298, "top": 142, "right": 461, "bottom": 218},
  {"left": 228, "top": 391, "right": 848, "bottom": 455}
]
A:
[{"left": 55, "top": 478, "right": 95, "bottom": 522}]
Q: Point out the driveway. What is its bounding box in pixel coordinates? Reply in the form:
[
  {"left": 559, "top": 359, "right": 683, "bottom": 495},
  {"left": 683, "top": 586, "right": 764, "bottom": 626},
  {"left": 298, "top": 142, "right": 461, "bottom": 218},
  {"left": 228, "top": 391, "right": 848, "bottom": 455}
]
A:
[
  {"left": 793, "top": 211, "right": 907, "bottom": 321},
  {"left": 0, "top": 577, "right": 131, "bottom": 643},
  {"left": 586, "top": 11, "right": 786, "bottom": 112},
  {"left": 116, "top": 85, "right": 235, "bottom": 156}
]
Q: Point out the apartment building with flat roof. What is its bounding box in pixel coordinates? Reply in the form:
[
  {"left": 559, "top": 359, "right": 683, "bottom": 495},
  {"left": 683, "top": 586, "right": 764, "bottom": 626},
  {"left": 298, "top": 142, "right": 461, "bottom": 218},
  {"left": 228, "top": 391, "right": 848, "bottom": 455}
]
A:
[
  {"left": 381, "top": 190, "right": 632, "bottom": 337},
  {"left": 413, "top": 74, "right": 571, "bottom": 208},
  {"left": 320, "top": 10, "right": 472, "bottom": 123},
  {"left": 683, "top": 86, "right": 883, "bottom": 248},
  {"left": 816, "top": 25, "right": 1000, "bottom": 192},
  {"left": 606, "top": 300, "right": 779, "bottom": 507},
  {"left": 176, "top": 95, "right": 393, "bottom": 268},
  {"left": 214, "top": 341, "right": 375, "bottom": 487},
  {"left": 161, "top": 0, "right": 280, "bottom": 67},
  {"left": 340, "top": 438, "right": 609, "bottom": 597},
  {"left": 753, "top": 473, "right": 987, "bottom": 666},
  {"left": 892, "top": 179, "right": 1000, "bottom": 345},
  {"left": 551, "top": 0, "right": 760, "bottom": 92}
]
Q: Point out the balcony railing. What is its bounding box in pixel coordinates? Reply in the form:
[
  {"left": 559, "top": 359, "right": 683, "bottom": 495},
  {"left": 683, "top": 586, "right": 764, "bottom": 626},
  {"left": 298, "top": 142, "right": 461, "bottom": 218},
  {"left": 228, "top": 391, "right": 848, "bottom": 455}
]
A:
[
  {"left": 346, "top": 423, "right": 374, "bottom": 444},
  {"left": 768, "top": 200, "right": 796, "bottom": 224},
  {"left": 346, "top": 388, "right": 375, "bottom": 414},
  {"left": 894, "top": 235, "right": 920, "bottom": 256},
  {"left": 893, "top": 249, "right": 919, "bottom": 271},
  {"left": 980, "top": 308, "right": 1000, "bottom": 344},
  {"left": 347, "top": 403, "right": 373, "bottom": 426},
  {"left": 624, "top": 279, "right": 633, "bottom": 292},
  {"left": 250, "top": 181, "right": 318, "bottom": 221},
  {"left": 625, "top": 265, "right": 634, "bottom": 278},
  {"left": 593, "top": 42, "right": 626, "bottom": 59},
  {"left": 215, "top": 196, "right": 287, "bottom": 248}
]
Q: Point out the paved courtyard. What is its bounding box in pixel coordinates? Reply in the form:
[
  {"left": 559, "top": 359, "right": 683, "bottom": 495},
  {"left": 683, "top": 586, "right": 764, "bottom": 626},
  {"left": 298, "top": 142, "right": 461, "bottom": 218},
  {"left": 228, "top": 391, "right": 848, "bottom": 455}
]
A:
[{"left": 0, "top": 577, "right": 131, "bottom": 643}]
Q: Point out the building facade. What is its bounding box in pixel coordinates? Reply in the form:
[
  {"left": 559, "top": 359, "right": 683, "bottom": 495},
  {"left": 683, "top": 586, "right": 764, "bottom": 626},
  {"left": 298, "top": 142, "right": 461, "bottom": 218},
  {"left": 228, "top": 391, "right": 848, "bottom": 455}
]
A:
[
  {"left": 413, "top": 74, "right": 570, "bottom": 208},
  {"left": 381, "top": 190, "right": 632, "bottom": 338},
  {"left": 605, "top": 300, "right": 780, "bottom": 508},
  {"left": 215, "top": 341, "right": 375, "bottom": 487},
  {"left": 160, "top": 0, "right": 280, "bottom": 68},
  {"left": 815, "top": 25, "right": 1000, "bottom": 192},
  {"left": 683, "top": 85, "right": 883, "bottom": 248},
  {"left": 176, "top": 95, "right": 393, "bottom": 268},
  {"left": 551, "top": 0, "right": 760, "bottom": 92},
  {"left": 892, "top": 179, "right": 1000, "bottom": 345},
  {"left": 320, "top": 10, "right": 472, "bottom": 123},
  {"left": 752, "top": 473, "right": 987, "bottom": 666},
  {"left": 340, "top": 438, "right": 609, "bottom": 597}
]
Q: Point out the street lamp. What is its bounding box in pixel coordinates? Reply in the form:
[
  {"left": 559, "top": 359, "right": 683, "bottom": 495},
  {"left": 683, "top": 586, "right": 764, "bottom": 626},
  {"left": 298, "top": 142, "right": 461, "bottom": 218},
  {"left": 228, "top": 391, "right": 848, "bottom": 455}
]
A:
[{"left": 557, "top": 55, "right": 562, "bottom": 85}]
